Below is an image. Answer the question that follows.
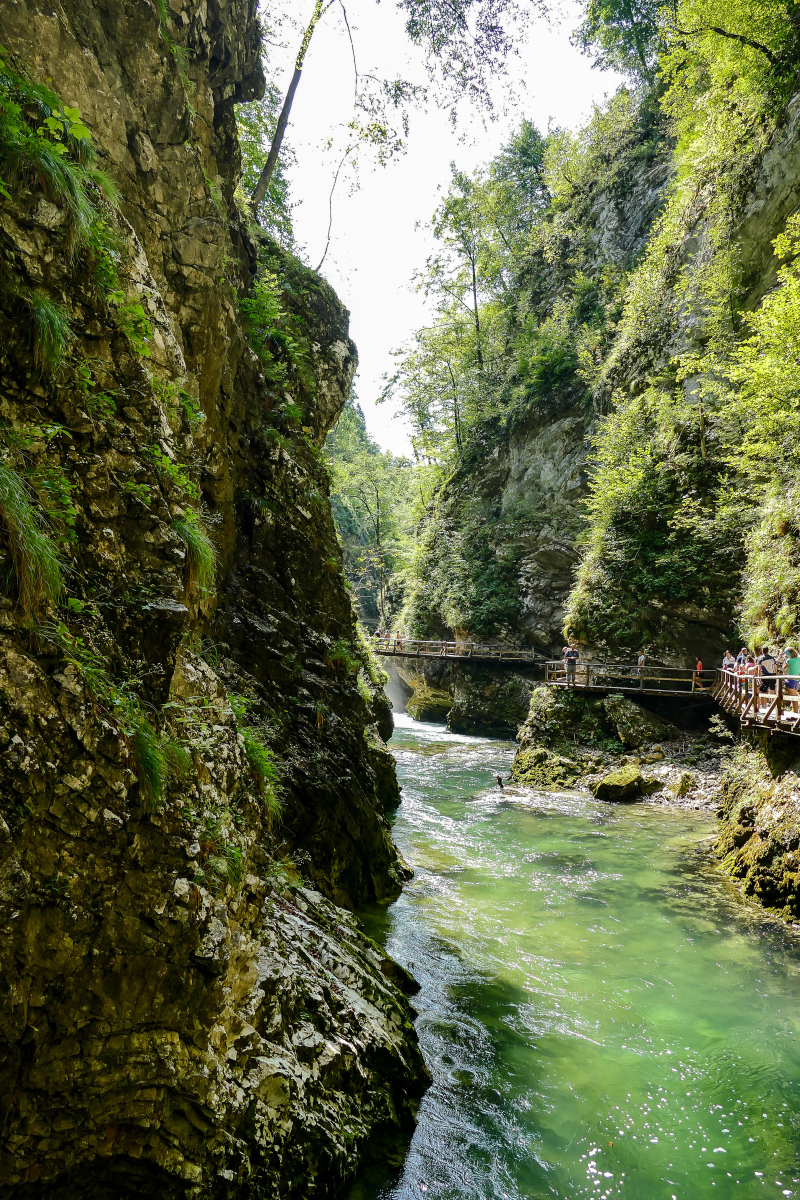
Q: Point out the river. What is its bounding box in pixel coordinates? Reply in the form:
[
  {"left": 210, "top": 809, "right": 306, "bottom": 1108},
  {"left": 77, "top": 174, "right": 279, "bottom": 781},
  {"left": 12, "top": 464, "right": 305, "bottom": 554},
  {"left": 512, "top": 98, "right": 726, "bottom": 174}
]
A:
[{"left": 351, "top": 714, "right": 800, "bottom": 1200}]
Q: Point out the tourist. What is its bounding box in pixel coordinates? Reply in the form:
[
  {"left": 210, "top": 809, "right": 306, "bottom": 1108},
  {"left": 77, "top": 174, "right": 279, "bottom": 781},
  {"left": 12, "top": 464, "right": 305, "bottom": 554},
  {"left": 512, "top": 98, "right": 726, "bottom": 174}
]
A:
[
  {"left": 736, "top": 646, "right": 748, "bottom": 668},
  {"left": 722, "top": 649, "right": 735, "bottom": 671},
  {"left": 693, "top": 655, "right": 704, "bottom": 691},
  {"left": 745, "top": 654, "right": 757, "bottom": 694},
  {"left": 785, "top": 648, "right": 800, "bottom": 711},
  {"left": 757, "top": 645, "right": 777, "bottom": 695},
  {"left": 564, "top": 642, "right": 579, "bottom": 685}
]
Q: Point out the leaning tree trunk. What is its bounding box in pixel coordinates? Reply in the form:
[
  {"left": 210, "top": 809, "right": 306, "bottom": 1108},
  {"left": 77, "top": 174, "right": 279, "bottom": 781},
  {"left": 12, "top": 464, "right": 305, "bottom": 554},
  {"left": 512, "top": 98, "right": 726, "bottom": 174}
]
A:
[{"left": 251, "top": 0, "right": 329, "bottom": 210}]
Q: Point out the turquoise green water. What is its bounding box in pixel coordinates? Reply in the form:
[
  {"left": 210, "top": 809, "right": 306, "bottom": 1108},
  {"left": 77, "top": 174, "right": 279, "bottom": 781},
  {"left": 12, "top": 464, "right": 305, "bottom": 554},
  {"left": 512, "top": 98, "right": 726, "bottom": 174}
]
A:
[{"left": 354, "top": 714, "right": 800, "bottom": 1200}]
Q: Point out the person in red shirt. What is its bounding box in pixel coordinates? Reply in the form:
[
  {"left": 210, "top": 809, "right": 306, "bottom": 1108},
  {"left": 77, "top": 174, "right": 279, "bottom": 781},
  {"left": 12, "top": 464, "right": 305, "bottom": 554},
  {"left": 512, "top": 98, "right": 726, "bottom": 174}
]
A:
[{"left": 693, "top": 656, "right": 704, "bottom": 691}]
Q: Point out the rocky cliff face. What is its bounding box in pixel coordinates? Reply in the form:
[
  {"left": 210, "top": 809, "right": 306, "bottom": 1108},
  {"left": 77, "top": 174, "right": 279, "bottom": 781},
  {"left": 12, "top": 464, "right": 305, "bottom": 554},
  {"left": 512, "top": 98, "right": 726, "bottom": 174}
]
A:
[{"left": 0, "top": 1, "right": 428, "bottom": 1194}]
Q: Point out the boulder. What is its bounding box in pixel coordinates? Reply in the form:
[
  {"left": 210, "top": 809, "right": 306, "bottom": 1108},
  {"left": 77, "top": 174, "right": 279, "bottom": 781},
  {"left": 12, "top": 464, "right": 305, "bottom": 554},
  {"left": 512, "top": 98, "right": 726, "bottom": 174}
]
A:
[
  {"left": 512, "top": 746, "right": 581, "bottom": 789},
  {"left": 602, "top": 694, "right": 680, "bottom": 748},
  {"left": 667, "top": 770, "right": 697, "bottom": 798},
  {"left": 592, "top": 762, "right": 644, "bottom": 801}
]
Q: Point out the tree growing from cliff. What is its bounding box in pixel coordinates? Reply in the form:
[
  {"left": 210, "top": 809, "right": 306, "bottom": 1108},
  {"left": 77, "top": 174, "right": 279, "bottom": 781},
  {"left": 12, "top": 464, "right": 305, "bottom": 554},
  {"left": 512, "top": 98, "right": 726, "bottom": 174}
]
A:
[{"left": 249, "top": 0, "right": 549, "bottom": 231}]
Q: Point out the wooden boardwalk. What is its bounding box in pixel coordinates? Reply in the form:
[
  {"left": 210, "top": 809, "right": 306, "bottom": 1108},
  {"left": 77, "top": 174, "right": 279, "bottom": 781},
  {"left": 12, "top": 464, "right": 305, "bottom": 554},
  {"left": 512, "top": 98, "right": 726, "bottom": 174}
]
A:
[
  {"left": 712, "top": 668, "right": 800, "bottom": 737},
  {"left": 544, "top": 660, "right": 713, "bottom": 697},
  {"left": 370, "top": 636, "right": 544, "bottom": 663},
  {"left": 544, "top": 660, "right": 800, "bottom": 738}
]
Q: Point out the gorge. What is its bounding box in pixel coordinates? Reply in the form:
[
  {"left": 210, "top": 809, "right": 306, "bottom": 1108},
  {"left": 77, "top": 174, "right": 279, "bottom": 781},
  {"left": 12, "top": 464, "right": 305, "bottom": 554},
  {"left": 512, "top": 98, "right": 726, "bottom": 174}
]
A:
[{"left": 2, "top": 0, "right": 800, "bottom": 1196}]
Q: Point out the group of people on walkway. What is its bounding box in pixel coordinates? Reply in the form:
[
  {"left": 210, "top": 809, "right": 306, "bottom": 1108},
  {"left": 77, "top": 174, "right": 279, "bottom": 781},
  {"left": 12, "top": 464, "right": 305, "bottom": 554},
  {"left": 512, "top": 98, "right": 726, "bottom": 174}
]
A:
[{"left": 721, "top": 645, "right": 800, "bottom": 699}]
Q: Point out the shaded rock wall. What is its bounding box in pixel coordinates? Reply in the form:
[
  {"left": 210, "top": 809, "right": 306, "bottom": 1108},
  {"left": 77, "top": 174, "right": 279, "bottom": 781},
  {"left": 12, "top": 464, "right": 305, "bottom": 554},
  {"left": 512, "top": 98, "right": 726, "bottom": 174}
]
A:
[
  {"left": 0, "top": 1, "right": 427, "bottom": 1195},
  {"left": 394, "top": 657, "right": 541, "bottom": 736},
  {"left": 715, "top": 738, "right": 800, "bottom": 922}
]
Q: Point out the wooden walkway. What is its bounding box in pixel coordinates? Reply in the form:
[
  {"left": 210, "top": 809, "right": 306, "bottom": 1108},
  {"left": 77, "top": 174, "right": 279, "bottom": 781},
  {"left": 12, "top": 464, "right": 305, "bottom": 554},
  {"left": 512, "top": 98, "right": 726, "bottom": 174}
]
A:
[
  {"left": 544, "top": 660, "right": 713, "bottom": 696},
  {"left": 712, "top": 668, "right": 800, "bottom": 737},
  {"left": 544, "top": 660, "right": 800, "bottom": 737},
  {"left": 370, "top": 636, "right": 544, "bottom": 664}
]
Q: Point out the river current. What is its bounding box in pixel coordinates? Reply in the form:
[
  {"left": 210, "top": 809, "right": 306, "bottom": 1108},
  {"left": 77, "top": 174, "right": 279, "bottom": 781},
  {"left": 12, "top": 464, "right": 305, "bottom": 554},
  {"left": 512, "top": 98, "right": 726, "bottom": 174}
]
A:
[{"left": 351, "top": 714, "right": 800, "bottom": 1200}]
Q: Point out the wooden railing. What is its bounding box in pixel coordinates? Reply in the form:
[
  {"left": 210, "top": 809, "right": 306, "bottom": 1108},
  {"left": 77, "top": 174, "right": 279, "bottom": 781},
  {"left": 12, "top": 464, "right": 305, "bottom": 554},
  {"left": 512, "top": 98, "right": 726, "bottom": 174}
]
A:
[
  {"left": 713, "top": 667, "right": 800, "bottom": 735},
  {"left": 370, "top": 636, "right": 544, "bottom": 663},
  {"left": 544, "top": 660, "right": 714, "bottom": 696}
]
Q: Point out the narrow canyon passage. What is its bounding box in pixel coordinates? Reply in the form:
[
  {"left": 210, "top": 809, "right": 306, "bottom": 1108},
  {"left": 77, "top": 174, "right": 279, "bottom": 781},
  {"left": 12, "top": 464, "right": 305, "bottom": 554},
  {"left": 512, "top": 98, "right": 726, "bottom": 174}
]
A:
[{"left": 352, "top": 716, "right": 800, "bottom": 1200}]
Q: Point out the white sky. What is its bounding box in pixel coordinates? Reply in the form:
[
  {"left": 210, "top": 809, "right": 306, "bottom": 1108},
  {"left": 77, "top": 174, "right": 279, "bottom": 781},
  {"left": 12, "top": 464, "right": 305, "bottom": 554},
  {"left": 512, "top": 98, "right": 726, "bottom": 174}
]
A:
[{"left": 266, "top": 0, "right": 622, "bottom": 453}]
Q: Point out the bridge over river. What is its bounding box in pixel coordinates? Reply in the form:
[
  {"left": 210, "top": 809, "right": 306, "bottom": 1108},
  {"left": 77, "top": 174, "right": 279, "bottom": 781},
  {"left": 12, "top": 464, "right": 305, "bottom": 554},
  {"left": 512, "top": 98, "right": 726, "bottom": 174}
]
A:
[
  {"left": 371, "top": 639, "right": 800, "bottom": 739},
  {"left": 370, "top": 636, "right": 545, "bottom": 664}
]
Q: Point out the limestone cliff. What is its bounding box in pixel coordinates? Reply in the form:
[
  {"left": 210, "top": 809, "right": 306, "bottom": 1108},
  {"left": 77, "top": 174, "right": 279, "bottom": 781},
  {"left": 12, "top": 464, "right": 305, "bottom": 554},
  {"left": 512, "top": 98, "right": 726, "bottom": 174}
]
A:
[{"left": 0, "top": 1, "right": 428, "bottom": 1194}]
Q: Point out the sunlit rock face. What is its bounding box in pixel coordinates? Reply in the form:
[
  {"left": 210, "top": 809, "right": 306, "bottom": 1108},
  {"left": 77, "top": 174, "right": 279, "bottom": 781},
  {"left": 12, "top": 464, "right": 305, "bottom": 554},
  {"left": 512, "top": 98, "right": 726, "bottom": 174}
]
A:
[{"left": 0, "top": 1, "right": 428, "bottom": 1194}]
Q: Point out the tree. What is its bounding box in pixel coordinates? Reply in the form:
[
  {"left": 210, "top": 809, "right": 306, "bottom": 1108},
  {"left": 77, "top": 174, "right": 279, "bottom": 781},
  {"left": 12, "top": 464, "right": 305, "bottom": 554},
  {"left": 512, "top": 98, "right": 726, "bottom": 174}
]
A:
[
  {"left": 325, "top": 391, "right": 415, "bottom": 621},
  {"left": 572, "top": 0, "right": 664, "bottom": 82},
  {"left": 248, "top": 0, "right": 551, "bottom": 224},
  {"left": 237, "top": 88, "right": 295, "bottom": 243},
  {"left": 251, "top": 0, "right": 333, "bottom": 209}
]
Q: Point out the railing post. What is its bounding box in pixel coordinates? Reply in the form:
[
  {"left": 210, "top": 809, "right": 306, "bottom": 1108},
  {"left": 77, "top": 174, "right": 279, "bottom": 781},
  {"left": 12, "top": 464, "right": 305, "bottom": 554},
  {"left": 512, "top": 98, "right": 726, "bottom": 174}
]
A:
[{"left": 778, "top": 676, "right": 783, "bottom": 727}]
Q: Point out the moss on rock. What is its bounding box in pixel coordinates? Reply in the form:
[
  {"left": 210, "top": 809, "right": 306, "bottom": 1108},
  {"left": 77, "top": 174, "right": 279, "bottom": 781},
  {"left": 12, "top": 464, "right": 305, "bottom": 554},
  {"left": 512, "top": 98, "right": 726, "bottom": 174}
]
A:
[
  {"left": 512, "top": 746, "right": 581, "bottom": 789},
  {"left": 406, "top": 683, "right": 452, "bottom": 723},
  {"left": 591, "top": 762, "right": 644, "bottom": 802},
  {"left": 715, "top": 744, "right": 800, "bottom": 921},
  {"left": 602, "top": 694, "right": 680, "bottom": 748}
]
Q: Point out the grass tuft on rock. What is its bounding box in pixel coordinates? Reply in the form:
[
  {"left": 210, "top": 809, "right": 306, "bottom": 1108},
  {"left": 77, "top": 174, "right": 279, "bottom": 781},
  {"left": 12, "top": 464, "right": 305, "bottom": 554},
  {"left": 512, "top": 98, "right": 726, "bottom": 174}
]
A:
[
  {"left": 242, "top": 727, "right": 283, "bottom": 823},
  {"left": 0, "top": 463, "right": 63, "bottom": 617},
  {"left": 131, "top": 720, "right": 165, "bottom": 812},
  {"left": 172, "top": 511, "right": 216, "bottom": 593},
  {"left": 28, "top": 291, "right": 72, "bottom": 375}
]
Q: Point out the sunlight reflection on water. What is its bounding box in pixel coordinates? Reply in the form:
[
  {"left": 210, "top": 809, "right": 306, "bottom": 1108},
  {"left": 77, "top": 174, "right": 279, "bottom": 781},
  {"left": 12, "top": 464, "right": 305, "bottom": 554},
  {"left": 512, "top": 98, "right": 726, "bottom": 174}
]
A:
[{"left": 350, "top": 713, "right": 800, "bottom": 1200}]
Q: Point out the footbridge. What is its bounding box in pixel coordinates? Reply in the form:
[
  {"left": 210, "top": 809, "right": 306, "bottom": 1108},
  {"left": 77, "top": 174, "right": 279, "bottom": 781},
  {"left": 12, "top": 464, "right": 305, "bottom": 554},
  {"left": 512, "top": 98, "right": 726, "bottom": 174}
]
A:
[
  {"left": 370, "top": 636, "right": 545, "bottom": 664},
  {"left": 544, "top": 660, "right": 800, "bottom": 738}
]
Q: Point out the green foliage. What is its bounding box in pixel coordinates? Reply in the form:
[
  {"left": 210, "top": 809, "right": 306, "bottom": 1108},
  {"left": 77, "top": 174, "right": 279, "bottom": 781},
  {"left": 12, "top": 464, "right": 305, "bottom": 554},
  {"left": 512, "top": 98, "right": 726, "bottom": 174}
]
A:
[
  {"left": 111, "top": 294, "right": 153, "bottom": 358},
  {"left": 131, "top": 721, "right": 166, "bottom": 812},
  {"left": 172, "top": 510, "right": 216, "bottom": 593},
  {"left": 144, "top": 445, "right": 199, "bottom": 501},
  {"left": 327, "top": 637, "right": 361, "bottom": 675},
  {"left": 154, "top": 0, "right": 195, "bottom": 103},
  {"left": 236, "top": 89, "right": 295, "bottom": 244},
  {"left": 562, "top": 0, "right": 800, "bottom": 653},
  {"left": 0, "top": 463, "right": 63, "bottom": 618},
  {"left": 354, "top": 622, "right": 389, "bottom": 688},
  {"left": 207, "top": 846, "right": 244, "bottom": 889},
  {"left": 325, "top": 390, "right": 415, "bottom": 622},
  {"left": 405, "top": 493, "right": 522, "bottom": 637},
  {"left": 27, "top": 291, "right": 72, "bottom": 375},
  {"left": 0, "top": 47, "right": 119, "bottom": 267},
  {"left": 38, "top": 622, "right": 195, "bottom": 809},
  {"left": 228, "top": 692, "right": 283, "bottom": 822},
  {"left": 573, "top": 0, "right": 662, "bottom": 81}
]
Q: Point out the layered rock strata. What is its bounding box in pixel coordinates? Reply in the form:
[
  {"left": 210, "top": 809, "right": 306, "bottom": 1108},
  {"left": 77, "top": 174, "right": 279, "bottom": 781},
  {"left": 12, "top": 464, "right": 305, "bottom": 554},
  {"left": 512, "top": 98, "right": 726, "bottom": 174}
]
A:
[{"left": 0, "top": 1, "right": 427, "bottom": 1194}]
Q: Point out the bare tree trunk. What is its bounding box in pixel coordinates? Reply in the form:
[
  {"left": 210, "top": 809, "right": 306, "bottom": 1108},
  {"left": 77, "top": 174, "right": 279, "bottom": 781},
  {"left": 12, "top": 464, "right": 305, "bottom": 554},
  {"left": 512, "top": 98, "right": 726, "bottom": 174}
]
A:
[
  {"left": 251, "top": 0, "right": 330, "bottom": 211},
  {"left": 471, "top": 254, "right": 483, "bottom": 368},
  {"left": 447, "top": 361, "right": 462, "bottom": 449}
]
